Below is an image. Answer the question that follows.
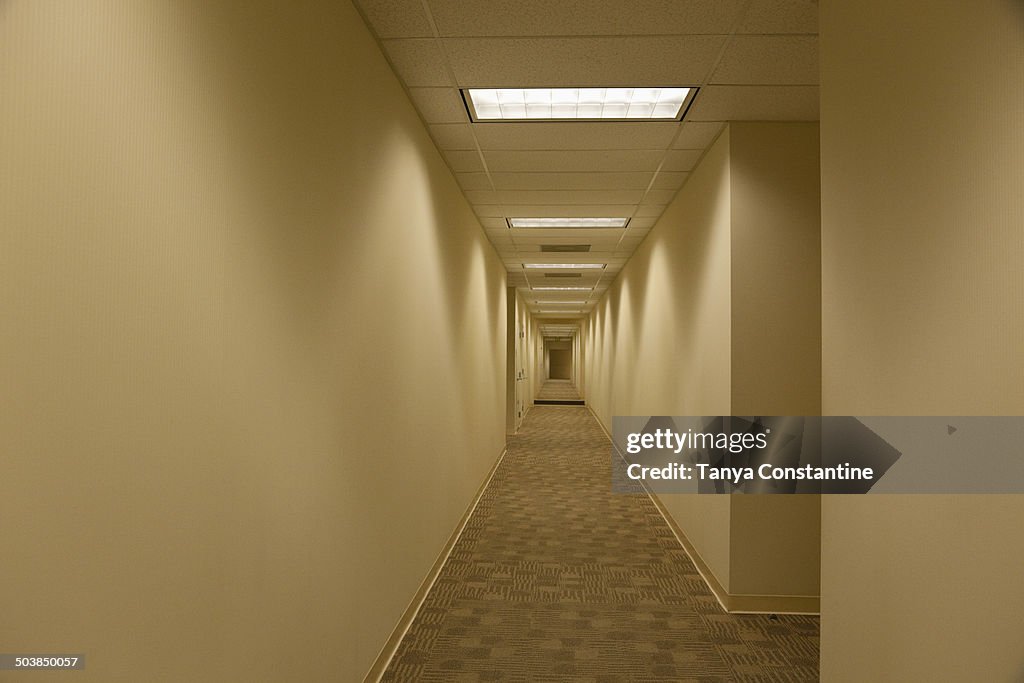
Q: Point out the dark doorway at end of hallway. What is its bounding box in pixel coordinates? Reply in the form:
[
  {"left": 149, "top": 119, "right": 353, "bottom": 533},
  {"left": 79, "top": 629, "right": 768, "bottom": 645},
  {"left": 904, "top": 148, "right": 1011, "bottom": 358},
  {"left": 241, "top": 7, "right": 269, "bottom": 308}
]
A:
[{"left": 548, "top": 348, "right": 572, "bottom": 379}]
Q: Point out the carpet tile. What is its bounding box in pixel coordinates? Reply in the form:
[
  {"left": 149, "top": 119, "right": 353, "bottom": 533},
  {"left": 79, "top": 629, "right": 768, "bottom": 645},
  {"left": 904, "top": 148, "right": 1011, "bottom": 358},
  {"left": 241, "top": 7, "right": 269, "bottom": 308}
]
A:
[{"left": 382, "top": 406, "right": 819, "bottom": 682}]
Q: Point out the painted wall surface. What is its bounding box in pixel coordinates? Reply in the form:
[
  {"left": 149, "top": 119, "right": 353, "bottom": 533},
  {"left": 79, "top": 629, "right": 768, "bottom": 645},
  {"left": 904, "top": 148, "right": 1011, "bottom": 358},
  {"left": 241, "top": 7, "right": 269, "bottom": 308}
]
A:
[
  {"left": 728, "top": 123, "right": 821, "bottom": 600},
  {"left": 509, "top": 289, "right": 540, "bottom": 432},
  {"left": 584, "top": 124, "right": 822, "bottom": 602},
  {"left": 729, "top": 122, "right": 821, "bottom": 417},
  {"left": 573, "top": 329, "right": 583, "bottom": 393},
  {"left": 820, "top": 1, "right": 1024, "bottom": 680},
  {"left": 0, "top": 2, "right": 507, "bottom": 681},
  {"left": 585, "top": 129, "right": 734, "bottom": 590}
]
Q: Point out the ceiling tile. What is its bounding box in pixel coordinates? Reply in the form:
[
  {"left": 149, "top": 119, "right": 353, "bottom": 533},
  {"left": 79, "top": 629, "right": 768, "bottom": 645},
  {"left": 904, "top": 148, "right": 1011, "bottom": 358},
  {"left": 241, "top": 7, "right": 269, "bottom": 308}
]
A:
[
  {"left": 711, "top": 36, "right": 818, "bottom": 85},
  {"left": 662, "top": 149, "right": 704, "bottom": 172},
  {"left": 407, "top": 87, "right": 469, "bottom": 123},
  {"left": 651, "top": 171, "right": 689, "bottom": 190},
  {"left": 443, "top": 36, "right": 725, "bottom": 87},
  {"left": 475, "top": 205, "right": 507, "bottom": 217},
  {"left": 644, "top": 189, "right": 678, "bottom": 205},
  {"left": 625, "top": 225, "right": 651, "bottom": 238},
  {"left": 627, "top": 217, "right": 657, "bottom": 229},
  {"left": 491, "top": 189, "right": 644, "bottom": 205},
  {"left": 472, "top": 122, "right": 678, "bottom": 151},
  {"left": 737, "top": 0, "right": 819, "bottom": 34},
  {"left": 429, "top": 123, "right": 476, "bottom": 149},
  {"left": 354, "top": 0, "right": 434, "bottom": 38},
  {"left": 616, "top": 237, "right": 647, "bottom": 253},
  {"left": 687, "top": 85, "right": 819, "bottom": 120},
  {"left": 514, "top": 235, "right": 622, "bottom": 247},
  {"left": 428, "top": 0, "right": 746, "bottom": 36},
  {"left": 490, "top": 172, "right": 654, "bottom": 191},
  {"left": 444, "top": 150, "right": 485, "bottom": 172},
  {"left": 477, "top": 217, "right": 507, "bottom": 229},
  {"left": 634, "top": 204, "right": 667, "bottom": 217},
  {"left": 484, "top": 150, "right": 665, "bottom": 172},
  {"left": 455, "top": 172, "right": 493, "bottom": 190},
  {"left": 674, "top": 121, "right": 725, "bottom": 149},
  {"left": 465, "top": 190, "right": 500, "bottom": 204},
  {"left": 503, "top": 205, "right": 638, "bottom": 217},
  {"left": 381, "top": 39, "right": 454, "bottom": 86}
]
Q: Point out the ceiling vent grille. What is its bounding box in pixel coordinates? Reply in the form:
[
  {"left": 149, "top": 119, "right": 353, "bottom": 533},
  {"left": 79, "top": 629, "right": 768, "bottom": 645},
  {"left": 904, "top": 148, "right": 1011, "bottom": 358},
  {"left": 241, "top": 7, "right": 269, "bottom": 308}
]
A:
[
  {"left": 544, "top": 272, "right": 583, "bottom": 278},
  {"left": 541, "top": 244, "right": 591, "bottom": 253}
]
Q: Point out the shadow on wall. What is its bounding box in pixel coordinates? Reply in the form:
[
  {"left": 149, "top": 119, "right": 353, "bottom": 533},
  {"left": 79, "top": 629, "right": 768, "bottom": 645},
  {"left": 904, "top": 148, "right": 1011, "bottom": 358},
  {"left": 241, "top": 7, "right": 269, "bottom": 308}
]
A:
[
  {"left": 172, "top": 0, "right": 501, "bottom": 333},
  {"left": 168, "top": 0, "right": 508, "bottom": 433}
]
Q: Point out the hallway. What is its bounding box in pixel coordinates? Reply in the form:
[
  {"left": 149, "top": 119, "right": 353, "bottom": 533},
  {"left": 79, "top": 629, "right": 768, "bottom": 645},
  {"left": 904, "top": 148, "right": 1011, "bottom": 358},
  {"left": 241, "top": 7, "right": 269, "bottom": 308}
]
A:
[
  {"left": 2, "top": 0, "right": 1022, "bottom": 680},
  {"left": 383, "top": 406, "right": 819, "bottom": 681}
]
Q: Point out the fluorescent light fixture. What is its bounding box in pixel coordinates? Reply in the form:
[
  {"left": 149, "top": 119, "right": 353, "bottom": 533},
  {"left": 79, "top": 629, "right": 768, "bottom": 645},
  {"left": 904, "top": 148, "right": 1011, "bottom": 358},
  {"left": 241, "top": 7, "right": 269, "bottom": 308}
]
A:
[
  {"left": 535, "top": 300, "right": 587, "bottom": 305},
  {"left": 532, "top": 286, "right": 592, "bottom": 291},
  {"left": 465, "top": 88, "right": 692, "bottom": 121},
  {"left": 524, "top": 263, "right": 605, "bottom": 269},
  {"left": 508, "top": 217, "right": 629, "bottom": 229},
  {"left": 538, "top": 310, "right": 582, "bottom": 314}
]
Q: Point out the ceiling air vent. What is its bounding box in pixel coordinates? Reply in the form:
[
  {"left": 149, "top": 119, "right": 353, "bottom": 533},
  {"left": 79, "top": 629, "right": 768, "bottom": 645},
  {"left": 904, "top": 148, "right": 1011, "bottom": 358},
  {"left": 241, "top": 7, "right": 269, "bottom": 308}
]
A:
[
  {"left": 544, "top": 273, "right": 583, "bottom": 278},
  {"left": 541, "top": 244, "right": 591, "bottom": 253}
]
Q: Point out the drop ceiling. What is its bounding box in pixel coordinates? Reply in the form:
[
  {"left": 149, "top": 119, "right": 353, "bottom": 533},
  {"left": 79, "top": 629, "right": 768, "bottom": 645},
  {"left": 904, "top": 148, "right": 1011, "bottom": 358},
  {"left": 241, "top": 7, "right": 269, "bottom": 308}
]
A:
[{"left": 352, "top": 0, "right": 819, "bottom": 318}]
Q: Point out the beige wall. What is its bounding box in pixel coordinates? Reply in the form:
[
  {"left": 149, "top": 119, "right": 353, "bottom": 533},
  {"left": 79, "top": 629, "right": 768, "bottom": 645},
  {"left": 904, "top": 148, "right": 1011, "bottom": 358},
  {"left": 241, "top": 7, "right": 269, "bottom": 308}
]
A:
[
  {"left": 509, "top": 289, "right": 540, "bottom": 433},
  {"left": 0, "top": 2, "right": 506, "bottom": 681},
  {"left": 585, "top": 129, "right": 735, "bottom": 589},
  {"left": 584, "top": 123, "right": 822, "bottom": 605},
  {"left": 729, "top": 122, "right": 821, "bottom": 417},
  {"left": 820, "top": 0, "right": 1024, "bottom": 680},
  {"left": 506, "top": 288, "right": 519, "bottom": 433},
  {"left": 729, "top": 123, "right": 821, "bottom": 601},
  {"left": 573, "top": 328, "right": 583, "bottom": 393},
  {"left": 525, "top": 306, "right": 542, "bottom": 405}
]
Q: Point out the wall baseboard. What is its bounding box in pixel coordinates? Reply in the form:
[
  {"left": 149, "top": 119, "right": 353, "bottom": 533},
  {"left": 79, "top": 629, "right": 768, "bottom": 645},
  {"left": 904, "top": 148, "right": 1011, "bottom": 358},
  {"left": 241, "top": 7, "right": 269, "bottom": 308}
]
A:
[
  {"left": 644, "top": 488, "right": 820, "bottom": 615},
  {"left": 362, "top": 445, "right": 509, "bottom": 683},
  {"left": 586, "top": 407, "right": 820, "bottom": 616}
]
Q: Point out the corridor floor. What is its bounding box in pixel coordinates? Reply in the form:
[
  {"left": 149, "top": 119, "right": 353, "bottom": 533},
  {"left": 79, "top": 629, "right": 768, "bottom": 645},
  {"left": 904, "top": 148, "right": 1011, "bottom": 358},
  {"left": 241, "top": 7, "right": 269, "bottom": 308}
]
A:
[
  {"left": 537, "top": 379, "right": 581, "bottom": 401},
  {"left": 381, "top": 406, "right": 819, "bottom": 682}
]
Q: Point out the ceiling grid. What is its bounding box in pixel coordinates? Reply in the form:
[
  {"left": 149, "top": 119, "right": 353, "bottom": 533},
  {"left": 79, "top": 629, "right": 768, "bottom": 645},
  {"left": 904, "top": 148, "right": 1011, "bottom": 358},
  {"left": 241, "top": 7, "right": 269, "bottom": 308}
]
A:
[{"left": 352, "top": 0, "right": 819, "bottom": 323}]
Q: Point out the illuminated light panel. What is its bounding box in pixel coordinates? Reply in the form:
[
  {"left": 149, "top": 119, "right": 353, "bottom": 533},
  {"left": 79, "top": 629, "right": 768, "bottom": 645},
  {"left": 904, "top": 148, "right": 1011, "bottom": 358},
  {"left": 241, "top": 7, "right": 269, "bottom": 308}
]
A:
[
  {"left": 535, "top": 300, "right": 587, "bottom": 305},
  {"left": 532, "top": 287, "right": 591, "bottom": 291},
  {"left": 524, "top": 263, "right": 605, "bottom": 269},
  {"left": 538, "top": 310, "right": 582, "bottom": 314},
  {"left": 466, "top": 88, "right": 692, "bottom": 121},
  {"left": 508, "top": 217, "right": 629, "bottom": 229}
]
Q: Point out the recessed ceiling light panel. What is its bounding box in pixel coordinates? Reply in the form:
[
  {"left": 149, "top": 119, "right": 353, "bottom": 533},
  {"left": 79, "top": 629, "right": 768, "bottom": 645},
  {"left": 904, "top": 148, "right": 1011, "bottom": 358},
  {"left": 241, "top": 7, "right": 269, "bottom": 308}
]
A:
[
  {"left": 524, "top": 263, "right": 605, "bottom": 269},
  {"left": 532, "top": 286, "right": 592, "bottom": 291},
  {"left": 465, "top": 88, "right": 694, "bottom": 122},
  {"left": 508, "top": 217, "right": 629, "bottom": 229}
]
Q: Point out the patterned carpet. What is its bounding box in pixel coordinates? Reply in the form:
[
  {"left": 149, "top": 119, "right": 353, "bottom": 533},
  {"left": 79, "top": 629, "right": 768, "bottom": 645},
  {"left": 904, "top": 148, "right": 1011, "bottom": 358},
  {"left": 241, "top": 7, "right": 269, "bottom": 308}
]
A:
[
  {"left": 381, "top": 406, "right": 819, "bottom": 682},
  {"left": 537, "top": 380, "right": 581, "bottom": 401}
]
